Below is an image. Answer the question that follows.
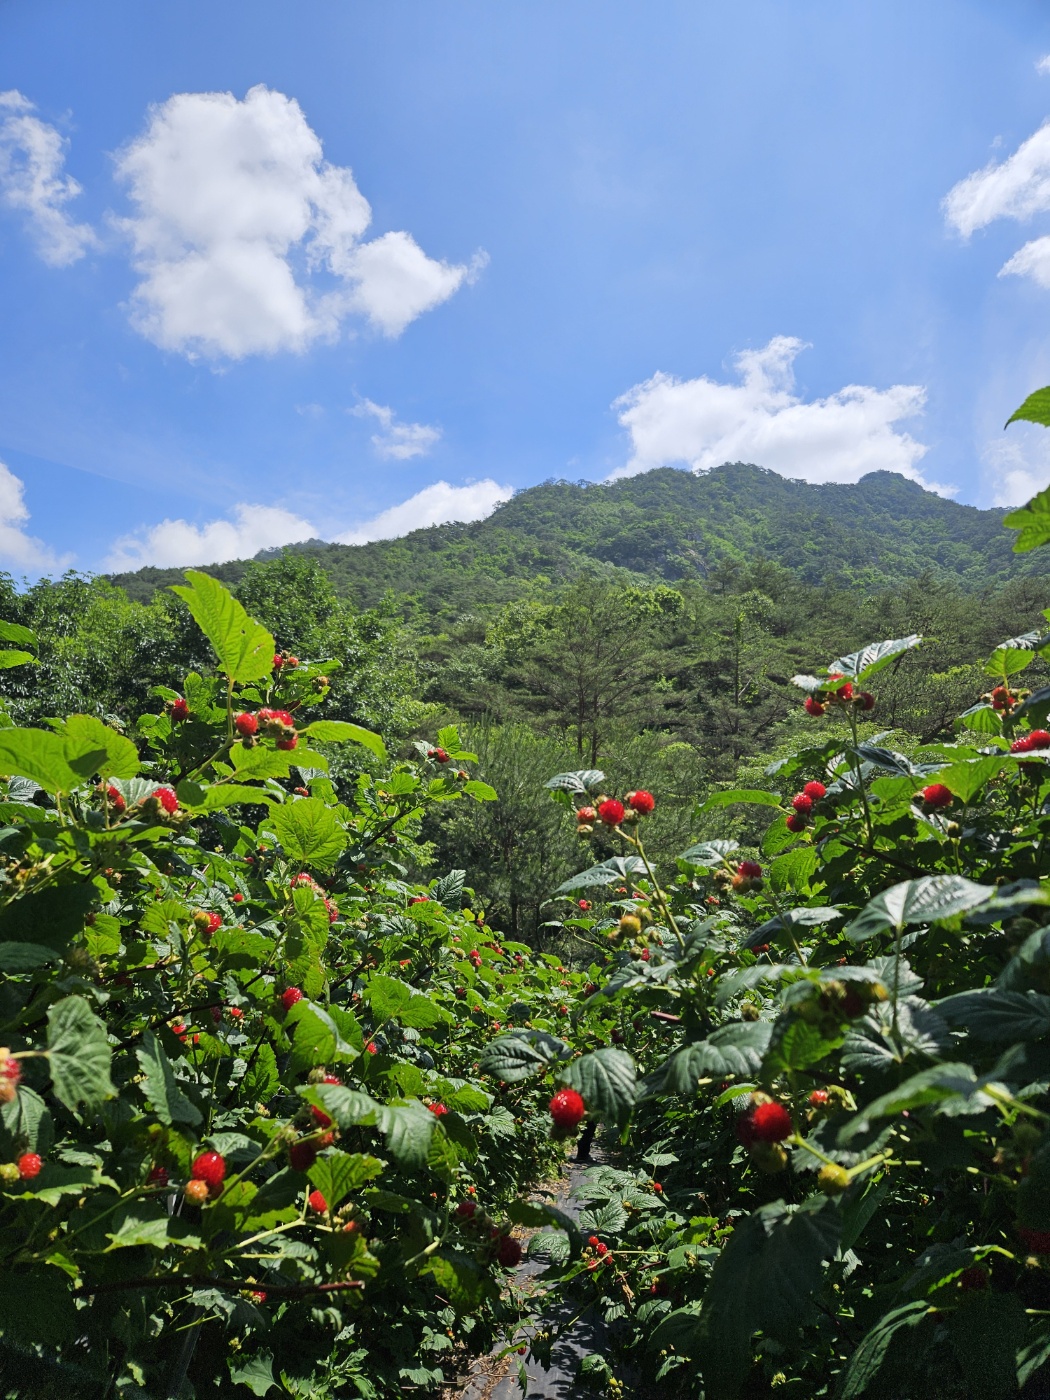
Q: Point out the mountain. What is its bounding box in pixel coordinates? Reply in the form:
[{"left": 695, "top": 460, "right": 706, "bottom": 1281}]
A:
[{"left": 108, "top": 463, "right": 1032, "bottom": 617}]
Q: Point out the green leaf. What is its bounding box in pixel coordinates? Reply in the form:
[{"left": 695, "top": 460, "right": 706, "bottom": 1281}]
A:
[
  {"left": 740, "top": 906, "right": 842, "bottom": 952},
  {"left": 0, "top": 1266, "right": 76, "bottom": 1346},
  {"left": 764, "top": 1020, "right": 841, "bottom": 1075},
  {"left": 479, "top": 1031, "right": 570, "bottom": 1082},
  {"left": 846, "top": 875, "right": 995, "bottom": 943},
  {"left": 47, "top": 996, "right": 115, "bottom": 1111},
  {"left": 0, "top": 649, "right": 34, "bottom": 669},
  {"left": 561, "top": 1047, "right": 637, "bottom": 1127},
  {"left": 285, "top": 1003, "right": 359, "bottom": 1074},
  {"left": 658, "top": 1022, "right": 773, "bottom": 1092},
  {"left": 299, "top": 721, "right": 387, "bottom": 760},
  {"left": 985, "top": 646, "right": 1036, "bottom": 678},
  {"left": 170, "top": 570, "right": 275, "bottom": 683},
  {"left": 0, "top": 884, "right": 96, "bottom": 952},
  {"left": 135, "top": 1029, "right": 201, "bottom": 1126},
  {"left": 545, "top": 769, "right": 605, "bottom": 794},
  {"left": 699, "top": 1198, "right": 841, "bottom": 1397},
  {"left": 1004, "top": 482, "right": 1050, "bottom": 553},
  {"left": 178, "top": 781, "right": 273, "bottom": 811},
  {"left": 0, "top": 727, "right": 94, "bottom": 793},
  {"left": 825, "top": 634, "right": 921, "bottom": 680},
  {"left": 947, "top": 1291, "right": 1027, "bottom": 1400},
  {"left": 374, "top": 1101, "right": 438, "bottom": 1169},
  {"left": 840, "top": 1063, "right": 1004, "bottom": 1140},
  {"left": 229, "top": 1353, "right": 277, "bottom": 1397},
  {"left": 934, "top": 755, "right": 1005, "bottom": 803},
  {"left": 105, "top": 1203, "right": 173, "bottom": 1251},
  {"left": 936, "top": 988, "right": 1050, "bottom": 1041},
  {"left": 270, "top": 796, "right": 346, "bottom": 869},
  {"left": 840, "top": 1301, "right": 930, "bottom": 1400},
  {"left": 307, "top": 1151, "right": 383, "bottom": 1210},
  {"left": 0, "top": 621, "right": 37, "bottom": 649},
  {"left": 698, "top": 788, "right": 783, "bottom": 814},
  {"left": 230, "top": 745, "right": 296, "bottom": 780},
  {"left": 463, "top": 779, "right": 497, "bottom": 801},
  {"left": 61, "top": 715, "right": 140, "bottom": 780},
  {"left": 0, "top": 941, "right": 58, "bottom": 972},
  {"left": 553, "top": 856, "right": 647, "bottom": 894},
  {"left": 679, "top": 838, "right": 739, "bottom": 866},
  {"left": 422, "top": 1252, "right": 495, "bottom": 1311},
  {"left": 1007, "top": 386, "right": 1050, "bottom": 429},
  {"left": 956, "top": 701, "right": 1002, "bottom": 734}
]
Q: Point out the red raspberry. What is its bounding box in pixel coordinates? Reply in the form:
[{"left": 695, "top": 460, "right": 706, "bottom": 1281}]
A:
[
  {"left": 640, "top": 948, "right": 651, "bottom": 961},
  {"left": 322, "top": 1073, "right": 341, "bottom": 1085},
  {"left": 808, "top": 1090, "right": 830, "bottom": 1108},
  {"left": 749, "top": 1101, "right": 793, "bottom": 1142},
  {"left": 147, "top": 1164, "right": 169, "bottom": 1186},
  {"left": 836, "top": 682, "right": 854, "bottom": 701},
  {"left": 308, "top": 1189, "right": 328, "bottom": 1213},
  {"left": 273, "top": 654, "right": 283, "bottom": 668},
  {"left": 17, "top": 1152, "right": 42, "bottom": 1180},
  {"left": 857, "top": 691, "right": 875, "bottom": 711},
  {"left": 281, "top": 987, "right": 304, "bottom": 1011},
  {"left": 259, "top": 708, "right": 295, "bottom": 728},
  {"left": 627, "top": 789, "right": 655, "bottom": 815},
  {"left": 791, "top": 793, "right": 813, "bottom": 815},
  {"left": 409, "top": 895, "right": 429, "bottom": 905},
  {"left": 804, "top": 696, "right": 825, "bottom": 716},
  {"left": 229, "top": 1006, "right": 243, "bottom": 1019},
  {"left": 311, "top": 1106, "right": 333, "bottom": 1128},
  {"left": 107, "top": 785, "right": 126, "bottom": 814},
  {"left": 250, "top": 1290, "right": 267, "bottom": 1303},
  {"left": 786, "top": 813, "right": 807, "bottom": 833},
  {"left": 432, "top": 748, "right": 450, "bottom": 763},
  {"left": 1011, "top": 736, "right": 1034, "bottom": 754},
  {"left": 232, "top": 891, "right": 244, "bottom": 903},
  {"left": 587, "top": 1234, "right": 600, "bottom": 1247},
  {"left": 153, "top": 787, "right": 179, "bottom": 814},
  {"left": 428, "top": 1102, "right": 449, "bottom": 1116},
  {"left": 802, "top": 781, "right": 826, "bottom": 800},
  {"left": 597, "top": 799, "right": 625, "bottom": 826},
  {"left": 1029, "top": 730, "right": 1050, "bottom": 749},
  {"left": 496, "top": 1235, "right": 522, "bottom": 1267},
  {"left": 549, "top": 1088, "right": 586, "bottom": 1130},
  {"left": 652, "top": 1182, "right": 663, "bottom": 1193},
  {"left": 203, "top": 912, "right": 221, "bottom": 935},
  {"left": 0, "top": 1057, "right": 21, "bottom": 1104},
  {"left": 234, "top": 712, "right": 258, "bottom": 737},
  {"left": 921, "top": 783, "right": 953, "bottom": 809},
  {"left": 289, "top": 1141, "right": 317, "bottom": 1172},
  {"left": 737, "top": 860, "right": 762, "bottom": 879},
  {"left": 456, "top": 1200, "right": 477, "bottom": 1219},
  {"left": 276, "top": 735, "right": 298, "bottom": 751},
  {"left": 365, "top": 1042, "right": 377, "bottom": 1054},
  {"left": 170, "top": 697, "right": 189, "bottom": 722},
  {"left": 578, "top": 899, "right": 591, "bottom": 911},
  {"left": 596, "top": 1241, "right": 609, "bottom": 1255},
  {"left": 576, "top": 806, "right": 596, "bottom": 824},
  {"left": 190, "top": 1151, "right": 226, "bottom": 1188}
]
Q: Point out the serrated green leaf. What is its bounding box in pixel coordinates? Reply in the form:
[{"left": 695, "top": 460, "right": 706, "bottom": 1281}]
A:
[
  {"left": 47, "top": 995, "right": 115, "bottom": 1111},
  {"left": 936, "top": 988, "right": 1050, "bottom": 1041},
  {"left": 0, "top": 728, "right": 92, "bottom": 794},
  {"left": 561, "top": 1047, "right": 637, "bottom": 1126},
  {"left": 136, "top": 1030, "right": 201, "bottom": 1125},
  {"left": 554, "top": 856, "right": 647, "bottom": 894},
  {"left": 479, "top": 1031, "right": 570, "bottom": 1082},
  {"left": 61, "top": 715, "right": 140, "bottom": 781},
  {"left": 299, "top": 721, "right": 386, "bottom": 760},
  {"left": 840, "top": 1301, "right": 930, "bottom": 1400},
  {"left": 545, "top": 769, "right": 605, "bottom": 793},
  {"left": 307, "top": 1151, "right": 383, "bottom": 1210},
  {"left": 846, "top": 875, "right": 995, "bottom": 943},
  {"left": 171, "top": 571, "right": 275, "bottom": 683},
  {"left": 825, "top": 635, "right": 921, "bottom": 681},
  {"left": 270, "top": 796, "right": 345, "bottom": 869},
  {"left": 698, "top": 788, "right": 783, "bottom": 814}
]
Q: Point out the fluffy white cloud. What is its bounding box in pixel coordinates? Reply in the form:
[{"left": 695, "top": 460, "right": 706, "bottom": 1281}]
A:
[
  {"left": 0, "top": 90, "right": 97, "bottom": 266},
  {"left": 115, "top": 85, "right": 478, "bottom": 358},
  {"left": 104, "top": 502, "right": 318, "bottom": 570},
  {"left": 612, "top": 337, "right": 937, "bottom": 488},
  {"left": 0, "top": 460, "right": 72, "bottom": 573},
  {"left": 352, "top": 399, "right": 441, "bottom": 459},
  {"left": 943, "top": 121, "right": 1050, "bottom": 288},
  {"left": 983, "top": 430, "right": 1050, "bottom": 507},
  {"left": 336, "top": 480, "right": 513, "bottom": 544},
  {"left": 1038, "top": 55, "right": 1050, "bottom": 76}
]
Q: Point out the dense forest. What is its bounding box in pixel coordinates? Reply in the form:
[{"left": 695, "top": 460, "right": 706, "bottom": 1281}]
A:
[{"left": 4, "top": 464, "right": 1047, "bottom": 941}]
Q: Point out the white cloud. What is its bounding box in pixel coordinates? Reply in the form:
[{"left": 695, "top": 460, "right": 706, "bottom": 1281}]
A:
[
  {"left": 0, "top": 90, "right": 97, "bottom": 266},
  {"left": 336, "top": 480, "right": 513, "bottom": 544},
  {"left": 612, "top": 336, "right": 939, "bottom": 489},
  {"left": 983, "top": 429, "right": 1050, "bottom": 507},
  {"left": 0, "top": 460, "right": 72, "bottom": 573},
  {"left": 115, "top": 85, "right": 479, "bottom": 358},
  {"left": 1037, "top": 55, "right": 1050, "bottom": 76},
  {"left": 352, "top": 398, "right": 442, "bottom": 459},
  {"left": 104, "top": 502, "right": 318, "bottom": 570}
]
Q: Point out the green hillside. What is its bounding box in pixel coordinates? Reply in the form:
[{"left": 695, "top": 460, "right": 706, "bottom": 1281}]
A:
[{"left": 108, "top": 463, "right": 1031, "bottom": 619}]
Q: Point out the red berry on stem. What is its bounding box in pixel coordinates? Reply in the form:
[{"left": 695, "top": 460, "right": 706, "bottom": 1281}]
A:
[
  {"left": 791, "top": 793, "right": 813, "bottom": 815},
  {"left": 597, "top": 799, "right": 625, "bottom": 826},
  {"left": 191, "top": 1151, "right": 226, "bottom": 1188},
  {"left": 281, "top": 987, "right": 303, "bottom": 1011},
  {"left": 1029, "top": 729, "right": 1050, "bottom": 749},
  {"left": 289, "top": 1141, "right": 317, "bottom": 1172},
  {"left": 627, "top": 789, "right": 655, "bottom": 815},
  {"left": 749, "top": 1101, "right": 793, "bottom": 1143},
  {"left": 147, "top": 1164, "right": 169, "bottom": 1186},
  {"left": 921, "top": 783, "right": 953, "bottom": 809},
  {"left": 234, "top": 712, "right": 258, "bottom": 737},
  {"left": 804, "top": 696, "right": 825, "bottom": 716},
  {"left": 170, "top": 698, "right": 189, "bottom": 722},
  {"left": 785, "top": 813, "right": 807, "bottom": 833},
  {"left": 496, "top": 1235, "right": 522, "bottom": 1267},
  {"left": 456, "top": 1200, "right": 477, "bottom": 1219},
  {"left": 153, "top": 787, "right": 179, "bottom": 814},
  {"left": 549, "top": 1088, "right": 586, "bottom": 1130},
  {"left": 808, "top": 1089, "right": 830, "bottom": 1108},
  {"left": 576, "top": 805, "right": 597, "bottom": 823},
  {"left": 17, "top": 1152, "right": 42, "bottom": 1180},
  {"left": 311, "top": 1106, "right": 333, "bottom": 1128},
  {"left": 308, "top": 1189, "right": 328, "bottom": 1213},
  {"left": 857, "top": 691, "right": 875, "bottom": 711},
  {"left": 737, "top": 860, "right": 762, "bottom": 879},
  {"left": 428, "top": 1102, "right": 449, "bottom": 1116},
  {"left": 106, "top": 784, "right": 126, "bottom": 813},
  {"left": 802, "top": 781, "right": 826, "bottom": 800}
]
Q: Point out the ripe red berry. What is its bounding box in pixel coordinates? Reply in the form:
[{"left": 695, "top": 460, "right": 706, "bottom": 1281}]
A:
[
  {"left": 203, "top": 912, "right": 221, "bottom": 935},
  {"left": 576, "top": 805, "right": 597, "bottom": 824},
  {"left": 456, "top": 1200, "right": 477, "bottom": 1219},
  {"left": 276, "top": 735, "right": 298, "bottom": 751},
  {"left": 281, "top": 987, "right": 304, "bottom": 1011},
  {"left": 308, "top": 1189, "right": 328, "bottom": 1213},
  {"left": 1011, "top": 736, "right": 1034, "bottom": 754},
  {"left": 791, "top": 793, "right": 813, "bottom": 815},
  {"left": 640, "top": 948, "right": 651, "bottom": 962},
  {"left": 1029, "top": 729, "right": 1050, "bottom": 749},
  {"left": 234, "top": 712, "right": 258, "bottom": 737},
  {"left": 107, "top": 784, "right": 126, "bottom": 813},
  {"left": 857, "top": 691, "right": 875, "bottom": 711},
  {"left": 286, "top": 656, "right": 299, "bottom": 668},
  {"left": 588, "top": 1234, "right": 600, "bottom": 1247},
  {"left": 365, "top": 1041, "right": 377, "bottom": 1054},
  {"left": 170, "top": 697, "right": 189, "bottom": 722},
  {"left": 409, "top": 895, "right": 429, "bottom": 905},
  {"left": 228, "top": 1006, "right": 243, "bottom": 1019},
  {"left": 190, "top": 1151, "right": 226, "bottom": 1188},
  {"left": 836, "top": 681, "right": 854, "bottom": 701},
  {"left": 921, "top": 783, "right": 953, "bottom": 809},
  {"left": 597, "top": 799, "right": 625, "bottom": 826},
  {"left": 232, "top": 892, "right": 244, "bottom": 903},
  {"left": 808, "top": 1089, "right": 830, "bottom": 1108},
  {"left": 322, "top": 1073, "right": 341, "bottom": 1085},
  {"left": 549, "top": 1088, "right": 586, "bottom": 1130},
  {"left": 804, "top": 696, "right": 825, "bottom": 716},
  {"left": 627, "top": 789, "right": 655, "bottom": 815},
  {"left": 496, "top": 1235, "right": 522, "bottom": 1267},
  {"left": 749, "top": 1101, "right": 793, "bottom": 1142},
  {"left": 289, "top": 1140, "right": 317, "bottom": 1172},
  {"left": 433, "top": 748, "right": 450, "bottom": 763},
  {"left": 578, "top": 899, "right": 591, "bottom": 911},
  {"left": 17, "top": 1152, "right": 42, "bottom": 1180},
  {"left": 785, "top": 813, "right": 807, "bottom": 833},
  {"left": 428, "top": 1102, "right": 449, "bottom": 1116},
  {"left": 802, "top": 781, "right": 826, "bottom": 800},
  {"left": 273, "top": 654, "right": 283, "bottom": 668},
  {"left": 147, "top": 1164, "right": 169, "bottom": 1186},
  {"left": 737, "top": 860, "right": 762, "bottom": 879},
  {"left": 311, "top": 1106, "right": 333, "bottom": 1128},
  {"left": 152, "top": 787, "right": 179, "bottom": 814},
  {"left": 596, "top": 1241, "right": 609, "bottom": 1255},
  {"left": 652, "top": 1182, "right": 663, "bottom": 1193}
]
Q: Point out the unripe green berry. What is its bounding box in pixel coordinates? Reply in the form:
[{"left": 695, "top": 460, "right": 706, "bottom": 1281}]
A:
[{"left": 818, "top": 1164, "right": 850, "bottom": 1195}]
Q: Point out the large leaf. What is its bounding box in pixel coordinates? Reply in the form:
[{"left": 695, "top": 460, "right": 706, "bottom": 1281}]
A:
[
  {"left": 936, "top": 988, "right": 1050, "bottom": 1041},
  {"left": 698, "top": 788, "right": 783, "bottom": 815},
  {"left": 561, "top": 1048, "right": 637, "bottom": 1126},
  {"left": 307, "top": 1151, "right": 383, "bottom": 1210},
  {"left": 270, "top": 796, "right": 346, "bottom": 869},
  {"left": 0, "top": 620, "right": 37, "bottom": 649},
  {"left": 679, "top": 839, "right": 739, "bottom": 866},
  {"left": 947, "top": 1292, "right": 1027, "bottom": 1400},
  {"left": 135, "top": 1029, "right": 201, "bottom": 1125},
  {"left": 285, "top": 1002, "right": 360, "bottom": 1074},
  {"left": 934, "top": 755, "right": 1005, "bottom": 803},
  {"left": 554, "top": 856, "right": 647, "bottom": 894},
  {"left": 170, "top": 570, "right": 275, "bottom": 683},
  {"left": 299, "top": 720, "right": 386, "bottom": 760},
  {"left": 479, "top": 1031, "right": 570, "bottom": 1082},
  {"left": 658, "top": 1021, "right": 772, "bottom": 1092},
  {"left": 1004, "top": 482, "right": 1050, "bottom": 553},
  {"left": 840, "top": 1063, "right": 1005, "bottom": 1141},
  {"left": 61, "top": 715, "right": 140, "bottom": 781},
  {"left": 825, "top": 635, "right": 921, "bottom": 681},
  {"left": 846, "top": 876, "right": 995, "bottom": 942},
  {"left": 545, "top": 769, "right": 605, "bottom": 794},
  {"left": 0, "top": 728, "right": 100, "bottom": 794},
  {"left": 840, "top": 1301, "right": 930, "bottom": 1399},
  {"left": 698, "top": 1198, "right": 841, "bottom": 1397},
  {"left": 1007, "top": 385, "right": 1050, "bottom": 429},
  {"left": 47, "top": 996, "right": 115, "bottom": 1111},
  {"left": 740, "top": 906, "right": 842, "bottom": 951}
]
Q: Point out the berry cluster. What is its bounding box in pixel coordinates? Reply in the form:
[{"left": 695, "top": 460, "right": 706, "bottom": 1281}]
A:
[
  {"left": 785, "top": 780, "right": 826, "bottom": 833},
  {"left": 1011, "top": 728, "right": 1050, "bottom": 755},
  {"left": 732, "top": 860, "right": 763, "bottom": 894},
  {"left": 193, "top": 910, "right": 222, "bottom": 939},
  {"left": 272, "top": 652, "right": 300, "bottom": 669},
  {"left": 802, "top": 674, "right": 875, "bottom": 718},
  {"left": 575, "top": 790, "right": 655, "bottom": 835},
  {"left": 257, "top": 708, "right": 298, "bottom": 751},
  {"left": 736, "top": 1096, "right": 793, "bottom": 1173}
]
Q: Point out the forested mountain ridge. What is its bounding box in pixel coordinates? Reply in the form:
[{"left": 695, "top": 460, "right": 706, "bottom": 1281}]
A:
[{"left": 108, "top": 463, "right": 1028, "bottom": 619}]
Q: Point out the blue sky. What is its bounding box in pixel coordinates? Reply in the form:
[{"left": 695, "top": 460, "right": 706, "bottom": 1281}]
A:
[{"left": 3, "top": 2, "right": 1050, "bottom": 577}]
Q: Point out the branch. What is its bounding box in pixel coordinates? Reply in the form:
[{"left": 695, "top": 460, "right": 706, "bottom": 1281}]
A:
[{"left": 81, "top": 1273, "right": 365, "bottom": 1298}]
